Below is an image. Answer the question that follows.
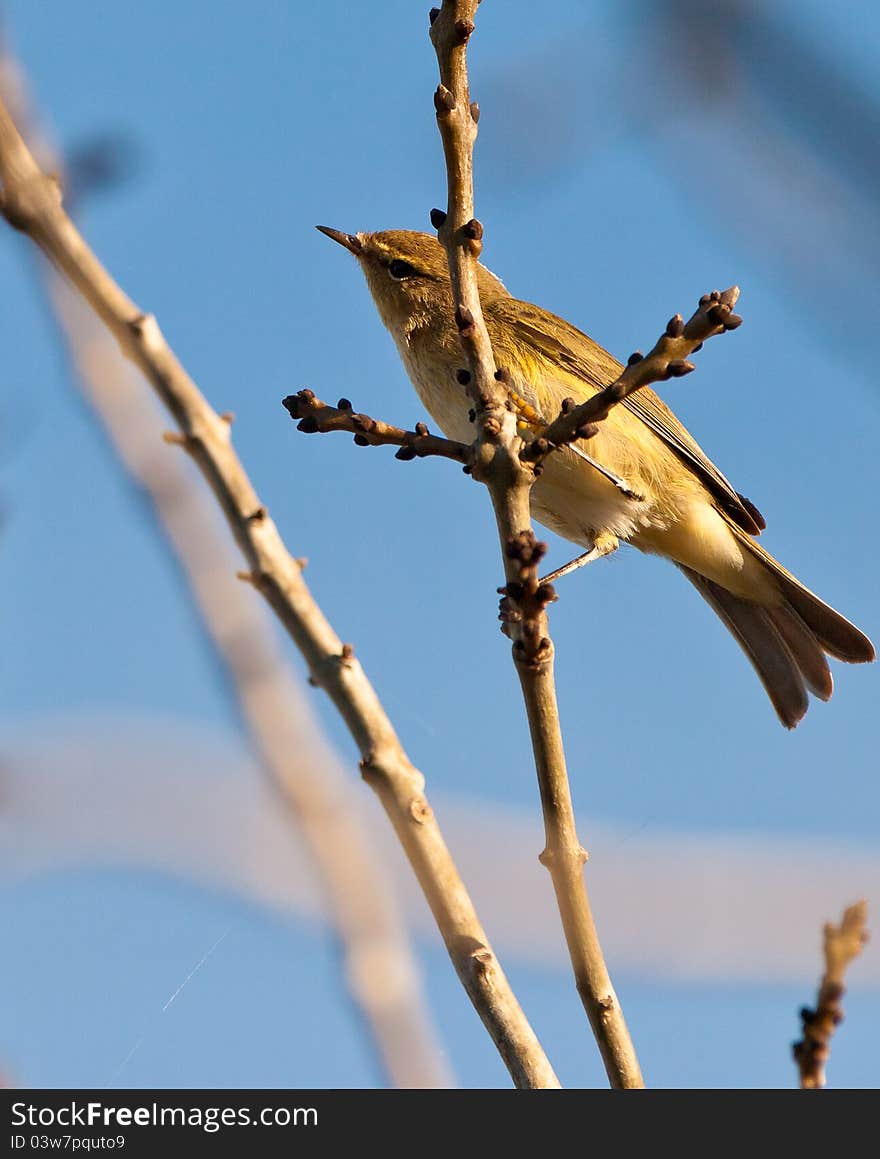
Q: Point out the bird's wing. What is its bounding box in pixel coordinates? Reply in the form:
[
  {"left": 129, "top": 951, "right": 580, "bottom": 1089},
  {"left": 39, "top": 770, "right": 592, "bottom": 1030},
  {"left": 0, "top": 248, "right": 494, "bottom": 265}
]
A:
[{"left": 487, "top": 297, "right": 765, "bottom": 536}]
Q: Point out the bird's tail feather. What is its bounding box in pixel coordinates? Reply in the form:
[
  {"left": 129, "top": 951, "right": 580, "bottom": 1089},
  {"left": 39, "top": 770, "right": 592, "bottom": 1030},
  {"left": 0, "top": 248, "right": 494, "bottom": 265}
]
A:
[
  {"left": 679, "top": 566, "right": 811, "bottom": 728},
  {"left": 679, "top": 522, "right": 873, "bottom": 728}
]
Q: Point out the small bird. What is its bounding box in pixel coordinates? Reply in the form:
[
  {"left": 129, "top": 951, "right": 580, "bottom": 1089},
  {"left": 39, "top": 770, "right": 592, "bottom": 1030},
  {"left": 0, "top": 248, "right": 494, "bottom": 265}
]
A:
[{"left": 318, "top": 226, "right": 874, "bottom": 727}]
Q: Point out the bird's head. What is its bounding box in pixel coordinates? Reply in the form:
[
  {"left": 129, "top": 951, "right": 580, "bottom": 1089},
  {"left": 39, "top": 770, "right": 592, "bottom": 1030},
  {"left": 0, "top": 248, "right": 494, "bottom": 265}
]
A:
[{"left": 316, "top": 226, "right": 508, "bottom": 337}]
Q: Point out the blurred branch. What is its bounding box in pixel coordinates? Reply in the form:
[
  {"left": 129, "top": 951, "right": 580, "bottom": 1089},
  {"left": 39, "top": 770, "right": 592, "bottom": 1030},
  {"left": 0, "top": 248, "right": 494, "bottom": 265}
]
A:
[
  {"left": 793, "top": 900, "right": 869, "bottom": 1089},
  {"left": 426, "top": 1, "right": 644, "bottom": 1089},
  {"left": 0, "top": 57, "right": 559, "bottom": 1090},
  {"left": 0, "top": 34, "right": 451, "bottom": 1092}
]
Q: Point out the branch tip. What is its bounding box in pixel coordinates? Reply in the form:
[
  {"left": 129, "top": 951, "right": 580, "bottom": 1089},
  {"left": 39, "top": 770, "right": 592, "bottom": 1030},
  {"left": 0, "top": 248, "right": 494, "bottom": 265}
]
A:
[{"left": 793, "top": 900, "right": 869, "bottom": 1088}]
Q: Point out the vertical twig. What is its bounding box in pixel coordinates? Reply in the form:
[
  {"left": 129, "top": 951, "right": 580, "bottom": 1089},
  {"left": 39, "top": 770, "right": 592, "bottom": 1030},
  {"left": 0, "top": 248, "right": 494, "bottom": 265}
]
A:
[{"left": 429, "top": 0, "right": 644, "bottom": 1088}]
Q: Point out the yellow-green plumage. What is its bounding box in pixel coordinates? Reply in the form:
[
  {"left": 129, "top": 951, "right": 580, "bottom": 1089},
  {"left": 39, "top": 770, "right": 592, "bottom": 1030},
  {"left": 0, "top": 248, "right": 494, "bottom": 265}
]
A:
[{"left": 320, "top": 227, "right": 874, "bottom": 727}]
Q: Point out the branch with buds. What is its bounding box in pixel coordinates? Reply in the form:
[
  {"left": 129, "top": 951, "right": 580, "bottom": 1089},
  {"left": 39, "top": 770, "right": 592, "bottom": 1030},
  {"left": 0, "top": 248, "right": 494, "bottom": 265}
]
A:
[
  {"left": 283, "top": 285, "right": 745, "bottom": 482},
  {"left": 523, "top": 288, "right": 742, "bottom": 463},
  {"left": 283, "top": 391, "right": 472, "bottom": 467},
  {"left": 793, "top": 900, "right": 869, "bottom": 1089},
  {"left": 498, "top": 533, "right": 558, "bottom": 668}
]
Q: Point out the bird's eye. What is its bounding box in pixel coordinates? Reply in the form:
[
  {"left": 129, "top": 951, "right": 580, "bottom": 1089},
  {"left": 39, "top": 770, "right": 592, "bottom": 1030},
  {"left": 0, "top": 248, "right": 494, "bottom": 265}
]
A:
[{"left": 388, "top": 259, "right": 418, "bottom": 280}]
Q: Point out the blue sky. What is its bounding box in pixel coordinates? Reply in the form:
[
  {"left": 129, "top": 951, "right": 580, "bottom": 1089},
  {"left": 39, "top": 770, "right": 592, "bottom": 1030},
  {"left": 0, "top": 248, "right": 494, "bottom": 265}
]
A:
[{"left": 1, "top": 0, "right": 878, "bottom": 1089}]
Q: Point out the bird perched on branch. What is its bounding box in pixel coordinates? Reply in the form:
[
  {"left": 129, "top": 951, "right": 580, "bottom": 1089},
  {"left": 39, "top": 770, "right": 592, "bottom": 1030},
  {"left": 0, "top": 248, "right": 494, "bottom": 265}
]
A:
[{"left": 318, "top": 226, "right": 874, "bottom": 727}]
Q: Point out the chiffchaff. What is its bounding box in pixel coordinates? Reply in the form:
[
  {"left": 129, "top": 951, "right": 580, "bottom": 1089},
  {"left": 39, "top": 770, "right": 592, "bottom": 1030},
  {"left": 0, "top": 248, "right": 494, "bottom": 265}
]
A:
[{"left": 318, "top": 226, "right": 874, "bottom": 727}]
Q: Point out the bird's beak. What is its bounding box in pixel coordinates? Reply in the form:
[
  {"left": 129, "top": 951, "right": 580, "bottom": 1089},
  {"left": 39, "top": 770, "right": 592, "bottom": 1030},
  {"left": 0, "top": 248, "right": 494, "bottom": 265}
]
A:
[{"left": 316, "top": 226, "right": 362, "bottom": 255}]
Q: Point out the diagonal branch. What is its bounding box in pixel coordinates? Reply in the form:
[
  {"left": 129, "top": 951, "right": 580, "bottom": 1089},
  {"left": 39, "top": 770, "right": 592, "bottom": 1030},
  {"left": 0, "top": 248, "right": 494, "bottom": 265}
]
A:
[
  {"left": 54, "top": 290, "right": 456, "bottom": 1090},
  {"left": 428, "top": 1, "right": 644, "bottom": 1088},
  {"left": 524, "top": 288, "right": 742, "bottom": 461},
  {"left": 0, "top": 83, "right": 559, "bottom": 1088},
  {"left": 793, "top": 900, "right": 869, "bottom": 1089}
]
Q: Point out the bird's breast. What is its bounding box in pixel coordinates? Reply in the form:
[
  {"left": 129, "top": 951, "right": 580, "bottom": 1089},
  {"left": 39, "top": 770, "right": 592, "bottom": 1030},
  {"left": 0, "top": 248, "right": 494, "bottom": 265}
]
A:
[{"left": 393, "top": 329, "right": 478, "bottom": 444}]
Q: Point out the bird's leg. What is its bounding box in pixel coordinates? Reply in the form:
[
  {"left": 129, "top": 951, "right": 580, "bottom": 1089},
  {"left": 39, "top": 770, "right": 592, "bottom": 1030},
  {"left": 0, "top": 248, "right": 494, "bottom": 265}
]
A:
[
  {"left": 508, "top": 391, "right": 644, "bottom": 502},
  {"left": 540, "top": 532, "right": 619, "bottom": 585},
  {"left": 566, "top": 445, "right": 644, "bottom": 502}
]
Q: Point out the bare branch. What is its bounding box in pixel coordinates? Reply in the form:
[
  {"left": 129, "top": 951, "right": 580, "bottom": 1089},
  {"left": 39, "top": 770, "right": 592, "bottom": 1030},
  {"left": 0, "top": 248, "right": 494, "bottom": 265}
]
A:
[
  {"left": 525, "top": 288, "right": 742, "bottom": 462},
  {"left": 283, "top": 390, "right": 472, "bottom": 466},
  {"left": 793, "top": 900, "right": 869, "bottom": 1089},
  {"left": 428, "top": 1, "right": 644, "bottom": 1088},
  {"left": 0, "top": 83, "right": 559, "bottom": 1089}
]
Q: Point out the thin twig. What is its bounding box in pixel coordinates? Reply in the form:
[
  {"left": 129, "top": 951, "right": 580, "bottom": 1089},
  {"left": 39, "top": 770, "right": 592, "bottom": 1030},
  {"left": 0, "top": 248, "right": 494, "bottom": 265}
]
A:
[
  {"left": 283, "top": 390, "right": 472, "bottom": 465},
  {"left": 524, "top": 288, "right": 742, "bottom": 462},
  {"left": 793, "top": 900, "right": 869, "bottom": 1089},
  {"left": 429, "top": 0, "right": 644, "bottom": 1088},
  {"left": 0, "top": 83, "right": 559, "bottom": 1088}
]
